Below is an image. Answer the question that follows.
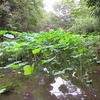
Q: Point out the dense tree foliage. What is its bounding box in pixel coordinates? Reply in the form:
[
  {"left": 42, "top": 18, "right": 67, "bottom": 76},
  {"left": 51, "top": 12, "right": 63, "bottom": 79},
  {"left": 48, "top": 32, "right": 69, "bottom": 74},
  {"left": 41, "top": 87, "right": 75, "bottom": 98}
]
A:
[
  {"left": 43, "top": 0, "right": 98, "bottom": 33},
  {"left": 86, "top": 0, "right": 100, "bottom": 31},
  {"left": 0, "top": 0, "right": 100, "bottom": 32},
  {"left": 0, "top": 0, "right": 43, "bottom": 32},
  {"left": 52, "top": 0, "right": 74, "bottom": 30},
  {"left": 86, "top": 0, "right": 100, "bottom": 17},
  {"left": 43, "top": 0, "right": 75, "bottom": 31},
  {"left": 69, "top": 0, "right": 95, "bottom": 33}
]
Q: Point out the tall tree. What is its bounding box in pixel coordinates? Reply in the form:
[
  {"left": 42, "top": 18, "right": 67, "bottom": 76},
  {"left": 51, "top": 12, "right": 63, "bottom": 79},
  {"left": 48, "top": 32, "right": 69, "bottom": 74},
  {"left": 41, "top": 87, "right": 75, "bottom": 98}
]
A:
[
  {"left": 0, "top": 0, "right": 43, "bottom": 32},
  {"left": 86, "top": 0, "right": 100, "bottom": 31},
  {"left": 43, "top": 0, "right": 75, "bottom": 31},
  {"left": 86, "top": 0, "right": 100, "bottom": 17}
]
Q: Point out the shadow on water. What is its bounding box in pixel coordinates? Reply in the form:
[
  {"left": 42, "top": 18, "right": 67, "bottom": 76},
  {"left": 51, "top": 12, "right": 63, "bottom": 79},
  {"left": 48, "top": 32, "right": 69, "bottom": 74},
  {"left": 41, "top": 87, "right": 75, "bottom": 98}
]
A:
[{"left": 0, "top": 66, "right": 100, "bottom": 100}]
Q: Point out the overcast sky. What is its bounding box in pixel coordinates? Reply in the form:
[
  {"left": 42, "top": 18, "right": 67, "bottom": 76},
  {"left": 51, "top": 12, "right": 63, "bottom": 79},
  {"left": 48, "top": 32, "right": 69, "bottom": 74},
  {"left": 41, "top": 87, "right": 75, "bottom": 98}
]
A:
[{"left": 43, "top": 0, "right": 80, "bottom": 12}]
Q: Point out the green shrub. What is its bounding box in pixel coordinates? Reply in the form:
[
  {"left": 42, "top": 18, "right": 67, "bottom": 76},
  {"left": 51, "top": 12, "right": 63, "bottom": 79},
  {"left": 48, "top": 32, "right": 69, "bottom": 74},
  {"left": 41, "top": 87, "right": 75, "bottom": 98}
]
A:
[{"left": 69, "top": 17, "right": 95, "bottom": 34}]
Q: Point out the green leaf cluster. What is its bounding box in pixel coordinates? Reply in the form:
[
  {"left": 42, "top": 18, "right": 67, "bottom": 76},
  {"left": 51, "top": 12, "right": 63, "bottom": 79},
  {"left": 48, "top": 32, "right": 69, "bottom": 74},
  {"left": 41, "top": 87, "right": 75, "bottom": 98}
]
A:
[{"left": 0, "top": 30, "right": 99, "bottom": 75}]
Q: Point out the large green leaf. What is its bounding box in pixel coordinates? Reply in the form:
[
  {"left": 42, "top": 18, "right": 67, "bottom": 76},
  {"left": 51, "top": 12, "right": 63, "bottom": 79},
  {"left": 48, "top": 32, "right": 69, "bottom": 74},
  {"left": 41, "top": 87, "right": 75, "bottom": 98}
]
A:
[
  {"left": 23, "top": 64, "right": 34, "bottom": 75},
  {"left": 32, "top": 47, "right": 43, "bottom": 54},
  {"left": 43, "top": 49, "right": 53, "bottom": 56},
  {"left": 0, "top": 30, "right": 7, "bottom": 35},
  {"left": 42, "top": 57, "right": 55, "bottom": 64},
  {"left": 0, "top": 82, "right": 13, "bottom": 94},
  {"left": 4, "top": 64, "right": 20, "bottom": 69},
  {"left": 0, "top": 52, "right": 3, "bottom": 56},
  {"left": 4, "top": 61, "right": 27, "bottom": 69},
  {"left": 4, "top": 34, "right": 14, "bottom": 39},
  {"left": 0, "top": 88, "right": 6, "bottom": 94}
]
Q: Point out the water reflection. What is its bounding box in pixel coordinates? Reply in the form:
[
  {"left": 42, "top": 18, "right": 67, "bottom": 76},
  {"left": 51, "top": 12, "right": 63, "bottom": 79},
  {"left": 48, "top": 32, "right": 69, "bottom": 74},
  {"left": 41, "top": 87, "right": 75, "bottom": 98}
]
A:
[
  {"left": 0, "top": 69, "right": 100, "bottom": 100},
  {"left": 50, "top": 77, "right": 65, "bottom": 96},
  {"left": 50, "top": 77, "right": 82, "bottom": 99}
]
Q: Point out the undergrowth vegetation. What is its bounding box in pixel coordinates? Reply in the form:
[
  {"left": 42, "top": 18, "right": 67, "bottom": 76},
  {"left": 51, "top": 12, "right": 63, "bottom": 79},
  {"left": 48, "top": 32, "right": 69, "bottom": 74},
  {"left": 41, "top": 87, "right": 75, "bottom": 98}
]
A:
[
  {"left": 0, "top": 30, "right": 100, "bottom": 76},
  {"left": 0, "top": 30, "right": 100, "bottom": 93}
]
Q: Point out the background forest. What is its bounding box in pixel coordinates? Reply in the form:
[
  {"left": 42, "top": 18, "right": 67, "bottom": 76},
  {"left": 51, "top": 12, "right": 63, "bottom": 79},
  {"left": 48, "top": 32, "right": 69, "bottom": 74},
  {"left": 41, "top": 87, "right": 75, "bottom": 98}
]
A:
[{"left": 0, "top": 0, "right": 100, "bottom": 33}]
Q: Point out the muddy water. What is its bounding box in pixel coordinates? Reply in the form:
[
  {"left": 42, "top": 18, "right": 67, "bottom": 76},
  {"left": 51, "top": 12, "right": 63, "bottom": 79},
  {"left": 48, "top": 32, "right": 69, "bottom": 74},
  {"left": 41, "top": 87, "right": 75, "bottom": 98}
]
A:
[{"left": 0, "top": 69, "right": 100, "bottom": 100}]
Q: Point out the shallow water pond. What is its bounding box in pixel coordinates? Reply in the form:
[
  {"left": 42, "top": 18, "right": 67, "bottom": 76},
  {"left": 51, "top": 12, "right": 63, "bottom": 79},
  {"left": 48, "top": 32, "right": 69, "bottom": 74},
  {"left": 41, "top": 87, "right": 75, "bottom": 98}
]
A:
[{"left": 0, "top": 67, "right": 100, "bottom": 100}]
